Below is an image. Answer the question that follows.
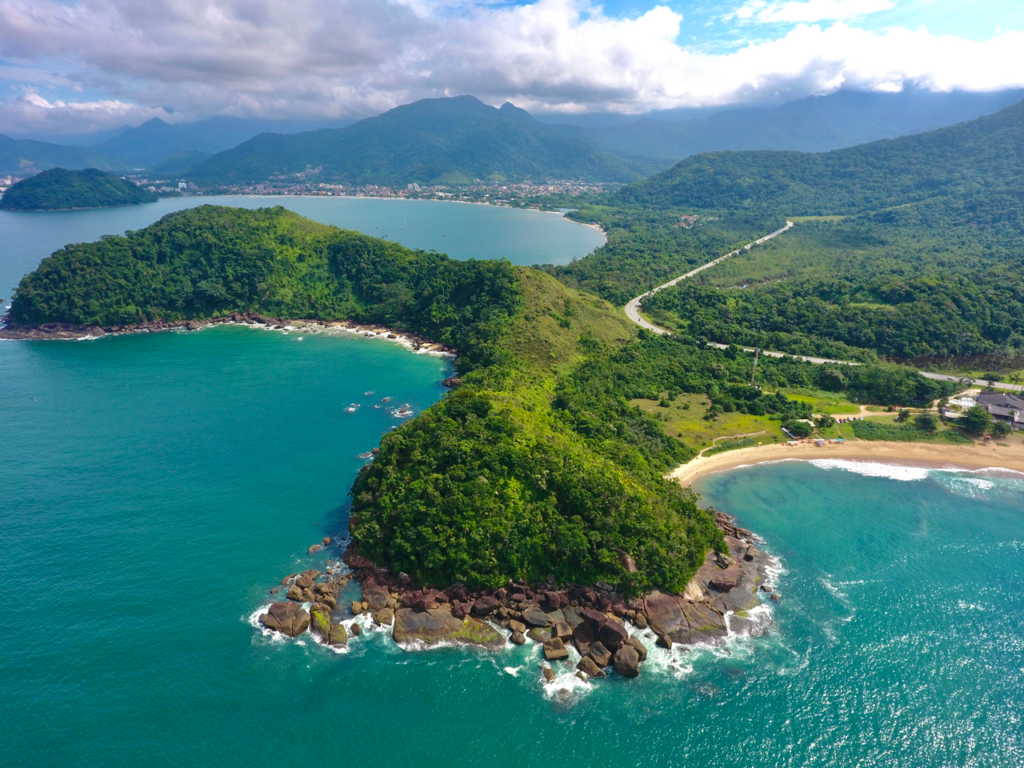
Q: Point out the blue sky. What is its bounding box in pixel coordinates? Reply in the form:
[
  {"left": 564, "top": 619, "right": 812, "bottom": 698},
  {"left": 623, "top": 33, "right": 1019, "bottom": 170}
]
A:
[{"left": 1, "top": 0, "right": 1023, "bottom": 135}]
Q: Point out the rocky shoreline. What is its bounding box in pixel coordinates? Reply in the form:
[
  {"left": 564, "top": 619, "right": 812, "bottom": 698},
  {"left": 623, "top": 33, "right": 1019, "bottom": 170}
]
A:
[
  {"left": 0, "top": 312, "right": 456, "bottom": 356},
  {"left": 258, "top": 511, "right": 778, "bottom": 683}
]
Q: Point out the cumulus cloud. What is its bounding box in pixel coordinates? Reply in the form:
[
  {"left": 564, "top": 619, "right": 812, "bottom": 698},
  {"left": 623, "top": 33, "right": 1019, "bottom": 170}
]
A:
[{"left": 0, "top": 0, "right": 1022, "bottom": 133}]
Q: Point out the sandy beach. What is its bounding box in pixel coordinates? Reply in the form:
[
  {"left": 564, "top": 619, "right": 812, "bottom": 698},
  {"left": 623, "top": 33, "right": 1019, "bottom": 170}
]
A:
[{"left": 670, "top": 440, "right": 1024, "bottom": 487}]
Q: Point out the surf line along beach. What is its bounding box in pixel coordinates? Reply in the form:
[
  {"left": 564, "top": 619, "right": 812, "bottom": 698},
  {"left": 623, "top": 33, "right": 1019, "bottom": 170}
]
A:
[{"left": 669, "top": 439, "right": 1024, "bottom": 487}]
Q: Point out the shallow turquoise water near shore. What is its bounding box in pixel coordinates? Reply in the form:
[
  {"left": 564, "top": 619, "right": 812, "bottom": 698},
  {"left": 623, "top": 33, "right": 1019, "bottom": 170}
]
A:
[
  {"left": 3, "top": 325, "right": 1023, "bottom": 766},
  {"left": 0, "top": 195, "right": 605, "bottom": 300}
]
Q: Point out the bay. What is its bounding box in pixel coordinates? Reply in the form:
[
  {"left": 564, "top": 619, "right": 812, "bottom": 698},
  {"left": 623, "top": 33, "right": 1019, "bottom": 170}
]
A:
[
  {"left": 0, "top": 195, "right": 605, "bottom": 301},
  {"left": 1, "top": 201, "right": 1022, "bottom": 766}
]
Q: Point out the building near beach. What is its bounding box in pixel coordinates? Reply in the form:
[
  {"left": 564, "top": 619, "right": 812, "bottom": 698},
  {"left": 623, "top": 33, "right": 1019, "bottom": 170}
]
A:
[{"left": 978, "top": 391, "right": 1024, "bottom": 430}]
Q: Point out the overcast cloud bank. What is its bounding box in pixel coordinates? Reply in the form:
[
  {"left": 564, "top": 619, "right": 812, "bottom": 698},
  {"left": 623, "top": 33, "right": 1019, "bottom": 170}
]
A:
[{"left": 1, "top": 0, "right": 1022, "bottom": 134}]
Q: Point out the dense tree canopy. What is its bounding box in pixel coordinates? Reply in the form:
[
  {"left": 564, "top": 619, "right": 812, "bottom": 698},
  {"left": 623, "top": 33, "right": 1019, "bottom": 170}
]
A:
[{"left": 0, "top": 168, "right": 158, "bottom": 211}]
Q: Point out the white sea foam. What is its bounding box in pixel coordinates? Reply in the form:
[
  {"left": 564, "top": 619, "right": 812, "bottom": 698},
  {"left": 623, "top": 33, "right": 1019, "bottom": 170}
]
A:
[
  {"left": 504, "top": 666, "right": 522, "bottom": 677},
  {"left": 810, "top": 459, "right": 930, "bottom": 481}
]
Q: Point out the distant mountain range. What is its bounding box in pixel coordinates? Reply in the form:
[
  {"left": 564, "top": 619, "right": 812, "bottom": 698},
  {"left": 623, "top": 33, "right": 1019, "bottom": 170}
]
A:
[
  {"left": 2, "top": 89, "right": 1023, "bottom": 182},
  {"left": 185, "top": 96, "right": 654, "bottom": 185}
]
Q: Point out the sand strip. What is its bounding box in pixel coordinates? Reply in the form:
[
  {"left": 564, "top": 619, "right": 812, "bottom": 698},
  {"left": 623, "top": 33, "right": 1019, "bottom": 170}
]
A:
[{"left": 670, "top": 440, "right": 1024, "bottom": 487}]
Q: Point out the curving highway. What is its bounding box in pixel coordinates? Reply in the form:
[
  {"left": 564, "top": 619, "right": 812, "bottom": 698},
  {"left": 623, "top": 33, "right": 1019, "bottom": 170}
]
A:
[{"left": 623, "top": 221, "right": 1024, "bottom": 393}]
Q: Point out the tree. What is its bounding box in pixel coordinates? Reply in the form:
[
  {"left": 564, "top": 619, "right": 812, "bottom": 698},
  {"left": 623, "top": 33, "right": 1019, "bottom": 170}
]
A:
[
  {"left": 815, "top": 414, "right": 836, "bottom": 429},
  {"left": 784, "top": 420, "right": 813, "bottom": 438},
  {"left": 896, "top": 409, "right": 911, "bottom": 423},
  {"left": 913, "top": 413, "right": 938, "bottom": 432},
  {"left": 991, "top": 421, "right": 1012, "bottom": 438},
  {"left": 960, "top": 406, "right": 992, "bottom": 435}
]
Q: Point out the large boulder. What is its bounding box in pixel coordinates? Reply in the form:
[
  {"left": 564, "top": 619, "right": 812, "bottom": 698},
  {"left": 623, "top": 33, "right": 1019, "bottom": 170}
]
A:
[
  {"left": 588, "top": 641, "right": 612, "bottom": 668},
  {"left": 579, "top": 608, "right": 607, "bottom": 635},
  {"left": 576, "top": 656, "right": 606, "bottom": 679},
  {"left": 612, "top": 645, "right": 640, "bottom": 678},
  {"left": 521, "top": 607, "right": 552, "bottom": 628},
  {"left": 309, "top": 606, "right": 348, "bottom": 646},
  {"left": 527, "top": 627, "right": 553, "bottom": 644},
  {"left": 286, "top": 585, "right": 304, "bottom": 602},
  {"left": 678, "top": 602, "right": 728, "bottom": 644},
  {"left": 363, "top": 587, "right": 390, "bottom": 612},
  {"left": 623, "top": 636, "right": 648, "bottom": 662},
  {"left": 294, "top": 574, "right": 314, "bottom": 590},
  {"left": 644, "top": 591, "right": 686, "bottom": 637},
  {"left": 543, "top": 638, "right": 569, "bottom": 661},
  {"left": 259, "top": 602, "right": 310, "bottom": 637},
  {"left": 562, "top": 607, "right": 584, "bottom": 630},
  {"left": 572, "top": 621, "right": 596, "bottom": 655},
  {"left": 392, "top": 607, "right": 504, "bottom": 650},
  {"left": 598, "top": 621, "right": 629, "bottom": 651},
  {"left": 552, "top": 621, "right": 572, "bottom": 641},
  {"left": 471, "top": 596, "right": 499, "bottom": 617},
  {"left": 372, "top": 607, "right": 395, "bottom": 626}
]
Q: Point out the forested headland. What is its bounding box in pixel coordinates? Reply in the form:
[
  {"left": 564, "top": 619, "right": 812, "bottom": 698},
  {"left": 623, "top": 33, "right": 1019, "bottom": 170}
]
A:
[
  {"left": 4, "top": 204, "right": 958, "bottom": 594},
  {"left": 0, "top": 168, "right": 158, "bottom": 211}
]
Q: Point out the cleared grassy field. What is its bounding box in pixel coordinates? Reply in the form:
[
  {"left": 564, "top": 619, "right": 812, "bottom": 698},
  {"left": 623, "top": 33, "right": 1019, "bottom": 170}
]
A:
[
  {"left": 631, "top": 393, "right": 788, "bottom": 451},
  {"left": 781, "top": 390, "right": 861, "bottom": 415}
]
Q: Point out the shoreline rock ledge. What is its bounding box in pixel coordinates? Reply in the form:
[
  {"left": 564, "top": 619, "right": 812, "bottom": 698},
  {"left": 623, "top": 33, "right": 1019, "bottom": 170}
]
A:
[
  {"left": 256, "top": 513, "right": 774, "bottom": 683},
  {"left": 322, "top": 510, "right": 776, "bottom": 682}
]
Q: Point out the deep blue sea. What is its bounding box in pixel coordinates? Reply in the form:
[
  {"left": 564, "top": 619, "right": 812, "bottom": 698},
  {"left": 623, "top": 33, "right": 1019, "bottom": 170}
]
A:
[{"left": 2, "top": 204, "right": 1023, "bottom": 766}]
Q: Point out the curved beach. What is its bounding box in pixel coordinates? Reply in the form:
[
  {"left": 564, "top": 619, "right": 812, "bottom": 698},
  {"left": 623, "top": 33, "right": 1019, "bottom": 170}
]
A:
[{"left": 670, "top": 440, "right": 1024, "bottom": 487}]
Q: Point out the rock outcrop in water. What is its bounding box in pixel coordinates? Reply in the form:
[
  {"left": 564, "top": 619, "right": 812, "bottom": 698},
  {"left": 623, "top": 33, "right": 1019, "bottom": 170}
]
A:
[{"left": 257, "top": 510, "right": 773, "bottom": 685}]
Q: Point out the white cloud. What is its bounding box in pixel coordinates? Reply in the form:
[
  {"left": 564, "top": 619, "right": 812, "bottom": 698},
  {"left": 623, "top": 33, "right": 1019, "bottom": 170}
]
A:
[
  {"left": 729, "top": 0, "right": 895, "bottom": 24},
  {"left": 0, "top": 0, "right": 1021, "bottom": 134}
]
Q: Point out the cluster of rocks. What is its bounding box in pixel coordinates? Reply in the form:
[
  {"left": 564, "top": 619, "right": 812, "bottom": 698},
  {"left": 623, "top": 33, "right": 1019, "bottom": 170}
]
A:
[
  {"left": 256, "top": 512, "right": 777, "bottom": 684},
  {"left": 259, "top": 565, "right": 357, "bottom": 647},
  {"left": 333, "top": 511, "right": 776, "bottom": 681}
]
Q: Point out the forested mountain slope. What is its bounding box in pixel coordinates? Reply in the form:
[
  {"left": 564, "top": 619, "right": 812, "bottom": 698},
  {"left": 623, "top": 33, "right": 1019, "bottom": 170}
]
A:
[
  {"left": 187, "top": 96, "right": 655, "bottom": 186},
  {"left": 608, "top": 99, "right": 1024, "bottom": 364},
  {"left": 618, "top": 97, "right": 1024, "bottom": 215}
]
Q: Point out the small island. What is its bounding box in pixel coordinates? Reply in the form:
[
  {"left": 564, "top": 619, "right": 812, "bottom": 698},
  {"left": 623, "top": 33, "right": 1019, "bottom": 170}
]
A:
[{"left": 0, "top": 167, "right": 158, "bottom": 211}]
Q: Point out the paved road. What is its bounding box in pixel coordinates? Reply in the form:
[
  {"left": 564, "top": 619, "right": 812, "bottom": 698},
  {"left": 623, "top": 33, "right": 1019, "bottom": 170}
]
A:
[
  {"left": 624, "top": 221, "right": 794, "bottom": 335},
  {"left": 623, "top": 221, "right": 1024, "bottom": 393}
]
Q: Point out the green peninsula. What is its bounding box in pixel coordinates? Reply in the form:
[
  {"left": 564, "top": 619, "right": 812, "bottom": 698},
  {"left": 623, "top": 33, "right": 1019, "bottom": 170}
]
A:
[
  {"left": 0, "top": 167, "right": 158, "bottom": 211},
  {"left": 5, "top": 204, "right": 959, "bottom": 594}
]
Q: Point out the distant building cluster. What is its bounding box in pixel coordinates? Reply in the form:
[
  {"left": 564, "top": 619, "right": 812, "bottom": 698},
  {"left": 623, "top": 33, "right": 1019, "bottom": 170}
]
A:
[{"left": 191, "top": 178, "right": 612, "bottom": 206}]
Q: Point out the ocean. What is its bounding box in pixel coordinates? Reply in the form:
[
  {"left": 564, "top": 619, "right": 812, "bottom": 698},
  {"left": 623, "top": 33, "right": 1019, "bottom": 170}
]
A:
[{"left": 1, "top": 205, "right": 1022, "bottom": 766}]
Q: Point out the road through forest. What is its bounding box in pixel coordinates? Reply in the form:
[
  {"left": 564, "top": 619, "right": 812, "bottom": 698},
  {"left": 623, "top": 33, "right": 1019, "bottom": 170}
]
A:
[{"left": 622, "top": 222, "right": 1024, "bottom": 393}]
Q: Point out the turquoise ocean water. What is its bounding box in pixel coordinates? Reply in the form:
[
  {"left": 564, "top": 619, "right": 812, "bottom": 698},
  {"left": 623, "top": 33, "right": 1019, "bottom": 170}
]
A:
[{"left": 2, "top": 206, "right": 1023, "bottom": 766}]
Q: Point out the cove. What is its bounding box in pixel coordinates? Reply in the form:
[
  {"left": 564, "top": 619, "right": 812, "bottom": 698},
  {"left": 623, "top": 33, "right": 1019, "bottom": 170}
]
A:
[
  {"left": 0, "top": 195, "right": 605, "bottom": 301},
  {"left": 4, "top": 332, "right": 1023, "bottom": 766}
]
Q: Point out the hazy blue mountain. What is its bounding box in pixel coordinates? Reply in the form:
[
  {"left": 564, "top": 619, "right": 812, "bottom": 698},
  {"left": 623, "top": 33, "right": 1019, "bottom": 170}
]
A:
[
  {"left": 0, "top": 135, "right": 118, "bottom": 175},
  {"left": 618, "top": 96, "right": 1024, "bottom": 213},
  {"left": 145, "top": 151, "right": 216, "bottom": 177},
  {"left": 594, "top": 89, "right": 1024, "bottom": 161},
  {"left": 92, "top": 119, "right": 220, "bottom": 169},
  {"left": 187, "top": 96, "right": 655, "bottom": 186}
]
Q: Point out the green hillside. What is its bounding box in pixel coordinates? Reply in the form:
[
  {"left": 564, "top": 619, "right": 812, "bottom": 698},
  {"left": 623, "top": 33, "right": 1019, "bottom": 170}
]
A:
[
  {"left": 8, "top": 204, "right": 960, "bottom": 591},
  {"left": 544, "top": 99, "right": 1024, "bottom": 367},
  {"left": 187, "top": 96, "right": 656, "bottom": 186},
  {"left": 0, "top": 168, "right": 158, "bottom": 211}
]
